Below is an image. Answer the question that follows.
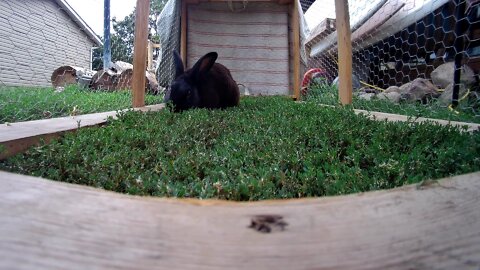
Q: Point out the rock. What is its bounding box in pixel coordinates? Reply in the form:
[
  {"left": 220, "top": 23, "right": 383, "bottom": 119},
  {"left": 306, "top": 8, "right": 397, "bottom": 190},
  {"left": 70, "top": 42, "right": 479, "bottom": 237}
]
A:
[
  {"left": 238, "top": 84, "right": 251, "bottom": 96},
  {"left": 385, "top": 86, "right": 401, "bottom": 93},
  {"left": 397, "top": 78, "right": 440, "bottom": 103},
  {"left": 437, "top": 83, "right": 468, "bottom": 105},
  {"left": 360, "top": 88, "right": 378, "bottom": 94},
  {"left": 358, "top": 93, "right": 375, "bottom": 101},
  {"left": 377, "top": 91, "right": 401, "bottom": 103},
  {"left": 430, "top": 62, "right": 476, "bottom": 89},
  {"left": 332, "top": 73, "right": 361, "bottom": 91}
]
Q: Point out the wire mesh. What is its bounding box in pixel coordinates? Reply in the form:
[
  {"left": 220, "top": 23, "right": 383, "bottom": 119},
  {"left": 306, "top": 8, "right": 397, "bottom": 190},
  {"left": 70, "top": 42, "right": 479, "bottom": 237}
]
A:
[
  {"left": 0, "top": 0, "right": 164, "bottom": 124},
  {"left": 301, "top": 0, "right": 480, "bottom": 124}
]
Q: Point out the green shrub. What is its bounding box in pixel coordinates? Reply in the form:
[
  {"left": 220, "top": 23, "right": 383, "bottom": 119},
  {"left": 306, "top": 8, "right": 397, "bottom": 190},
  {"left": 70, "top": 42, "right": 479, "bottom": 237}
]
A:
[
  {"left": 0, "top": 85, "right": 164, "bottom": 123},
  {"left": 302, "top": 82, "right": 480, "bottom": 124},
  {"left": 1, "top": 96, "right": 479, "bottom": 201}
]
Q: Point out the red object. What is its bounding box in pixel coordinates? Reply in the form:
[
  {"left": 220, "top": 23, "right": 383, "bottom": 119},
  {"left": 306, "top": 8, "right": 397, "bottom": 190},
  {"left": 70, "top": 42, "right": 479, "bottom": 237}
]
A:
[{"left": 301, "top": 68, "right": 326, "bottom": 96}]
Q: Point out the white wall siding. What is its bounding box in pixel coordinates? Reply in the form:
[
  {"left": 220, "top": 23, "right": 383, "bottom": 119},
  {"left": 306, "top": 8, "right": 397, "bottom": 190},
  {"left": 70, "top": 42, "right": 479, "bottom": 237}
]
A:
[{"left": 0, "top": 0, "right": 96, "bottom": 87}]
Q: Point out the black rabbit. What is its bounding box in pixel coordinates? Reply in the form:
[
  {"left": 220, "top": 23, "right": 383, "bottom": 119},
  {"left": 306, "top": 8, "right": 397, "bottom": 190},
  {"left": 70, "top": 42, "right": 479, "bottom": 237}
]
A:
[{"left": 164, "top": 51, "right": 240, "bottom": 112}]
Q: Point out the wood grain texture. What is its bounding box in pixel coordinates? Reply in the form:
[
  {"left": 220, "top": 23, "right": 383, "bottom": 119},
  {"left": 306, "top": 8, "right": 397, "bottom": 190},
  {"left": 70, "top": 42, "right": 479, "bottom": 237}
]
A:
[
  {"left": 132, "top": 0, "right": 150, "bottom": 107},
  {"left": 181, "top": 0, "right": 187, "bottom": 67},
  {"left": 291, "top": 0, "right": 301, "bottom": 99},
  {"left": 0, "top": 104, "right": 165, "bottom": 160},
  {"left": 334, "top": 0, "right": 353, "bottom": 105},
  {"left": 0, "top": 170, "right": 479, "bottom": 269}
]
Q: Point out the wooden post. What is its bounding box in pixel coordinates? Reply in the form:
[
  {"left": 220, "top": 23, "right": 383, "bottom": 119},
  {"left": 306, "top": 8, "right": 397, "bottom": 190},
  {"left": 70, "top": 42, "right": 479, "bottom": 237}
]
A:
[
  {"left": 335, "top": 0, "right": 353, "bottom": 105},
  {"left": 181, "top": 0, "right": 188, "bottom": 67},
  {"left": 147, "top": 39, "right": 153, "bottom": 71},
  {"left": 132, "top": 0, "right": 150, "bottom": 108},
  {"left": 291, "top": 0, "right": 301, "bottom": 100}
]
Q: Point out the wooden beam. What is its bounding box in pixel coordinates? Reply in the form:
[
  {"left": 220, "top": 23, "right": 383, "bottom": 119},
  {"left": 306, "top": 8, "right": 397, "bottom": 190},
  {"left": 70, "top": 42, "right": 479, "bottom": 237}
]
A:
[
  {"left": 2, "top": 104, "right": 479, "bottom": 160},
  {"left": 0, "top": 104, "right": 166, "bottom": 160},
  {"left": 181, "top": 0, "right": 188, "bottom": 67},
  {"left": 334, "top": 0, "right": 353, "bottom": 105},
  {"left": 147, "top": 39, "right": 154, "bottom": 71},
  {"left": 1, "top": 170, "right": 479, "bottom": 269},
  {"left": 132, "top": 0, "right": 150, "bottom": 108},
  {"left": 291, "top": 0, "right": 301, "bottom": 100}
]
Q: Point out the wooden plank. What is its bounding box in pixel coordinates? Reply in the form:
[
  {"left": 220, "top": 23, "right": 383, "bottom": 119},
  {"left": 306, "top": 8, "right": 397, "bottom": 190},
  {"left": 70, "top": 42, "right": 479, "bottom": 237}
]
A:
[
  {"left": 0, "top": 104, "right": 165, "bottom": 160},
  {"left": 291, "top": 0, "right": 301, "bottom": 100},
  {"left": 304, "top": 18, "right": 336, "bottom": 48},
  {"left": 147, "top": 40, "right": 154, "bottom": 71},
  {"left": 354, "top": 108, "right": 480, "bottom": 132},
  {"left": 132, "top": 0, "right": 150, "bottom": 107},
  {"left": 181, "top": 0, "right": 188, "bottom": 67},
  {"left": 334, "top": 0, "right": 353, "bottom": 105},
  {"left": 2, "top": 103, "right": 478, "bottom": 160},
  {"left": 0, "top": 170, "right": 479, "bottom": 269},
  {"left": 351, "top": 0, "right": 404, "bottom": 44}
]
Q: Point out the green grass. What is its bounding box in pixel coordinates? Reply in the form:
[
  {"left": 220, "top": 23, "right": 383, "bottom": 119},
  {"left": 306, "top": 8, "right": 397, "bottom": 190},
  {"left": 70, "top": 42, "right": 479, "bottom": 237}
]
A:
[
  {"left": 1, "top": 96, "right": 479, "bottom": 201},
  {"left": 303, "top": 81, "right": 480, "bottom": 124},
  {"left": 0, "top": 85, "right": 164, "bottom": 124}
]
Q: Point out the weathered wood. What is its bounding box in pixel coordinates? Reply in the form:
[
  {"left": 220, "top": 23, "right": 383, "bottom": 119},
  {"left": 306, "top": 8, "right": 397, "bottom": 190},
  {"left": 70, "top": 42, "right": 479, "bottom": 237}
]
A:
[
  {"left": 0, "top": 170, "right": 479, "bottom": 269},
  {"left": 147, "top": 40, "right": 154, "bottom": 71},
  {"left": 351, "top": 0, "right": 404, "bottom": 44},
  {"left": 291, "top": 0, "right": 301, "bottom": 100},
  {"left": 132, "top": 0, "right": 150, "bottom": 107},
  {"left": 51, "top": 66, "right": 78, "bottom": 87},
  {"left": 304, "top": 18, "right": 336, "bottom": 48},
  {"left": 0, "top": 104, "right": 165, "bottom": 160},
  {"left": 2, "top": 104, "right": 478, "bottom": 160},
  {"left": 51, "top": 66, "right": 91, "bottom": 88},
  {"left": 116, "top": 68, "right": 159, "bottom": 94},
  {"left": 181, "top": 0, "right": 188, "bottom": 68},
  {"left": 335, "top": 0, "right": 353, "bottom": 105},
  {"left": 89, "top": 69, "right": 118, "bottom": 90}
]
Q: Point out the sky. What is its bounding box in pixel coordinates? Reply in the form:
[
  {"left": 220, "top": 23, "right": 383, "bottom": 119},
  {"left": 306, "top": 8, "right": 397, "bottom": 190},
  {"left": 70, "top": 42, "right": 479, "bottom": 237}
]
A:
[{"left": 64, "top": 0, "right": 137, "bottom": 37}]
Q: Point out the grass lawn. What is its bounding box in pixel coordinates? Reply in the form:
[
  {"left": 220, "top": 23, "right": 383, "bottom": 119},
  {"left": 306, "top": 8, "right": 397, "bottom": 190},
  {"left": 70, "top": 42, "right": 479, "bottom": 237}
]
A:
[
  {"left": 303, "top": 82, "right": 480, "bottom": 124},
  {"left": 1, "top": 96, "right": 479, "bottom": 201},
  {"left": 0, "top": 85, "right": 164, "bottom": 124}
]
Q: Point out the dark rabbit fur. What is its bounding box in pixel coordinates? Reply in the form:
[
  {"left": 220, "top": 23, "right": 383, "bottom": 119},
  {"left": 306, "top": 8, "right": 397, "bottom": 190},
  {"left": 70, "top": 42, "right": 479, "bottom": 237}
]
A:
[{"left": 164, "top": 51, "right": 240, "bottom": 112}]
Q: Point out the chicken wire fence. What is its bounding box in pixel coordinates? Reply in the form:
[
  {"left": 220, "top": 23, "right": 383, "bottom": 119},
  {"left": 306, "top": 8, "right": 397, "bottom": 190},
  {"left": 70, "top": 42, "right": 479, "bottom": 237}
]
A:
[
  {"left": 2, "top": 0, "right": 480, "bottom": 125},
  {"left": 0, "top": 0, "right": 165, "bottom": 125},
  {"left": 301, "top": 0, "right": 480, "bottom": 123}
]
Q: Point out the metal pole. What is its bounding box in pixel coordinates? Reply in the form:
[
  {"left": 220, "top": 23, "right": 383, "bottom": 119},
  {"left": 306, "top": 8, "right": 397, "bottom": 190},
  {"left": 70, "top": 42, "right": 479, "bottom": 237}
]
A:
[
  {"left": 452, "top": 0, "right": 467, "bottom": 107},
  {"left": 103, "top": 0, "right": 112, "bottom": 70}
]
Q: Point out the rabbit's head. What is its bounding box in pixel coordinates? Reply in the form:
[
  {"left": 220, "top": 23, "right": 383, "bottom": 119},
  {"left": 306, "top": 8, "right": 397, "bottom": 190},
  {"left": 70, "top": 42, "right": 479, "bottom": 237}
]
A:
[{"left": 165, "top": 51, "right": 218, "bottom": 112}]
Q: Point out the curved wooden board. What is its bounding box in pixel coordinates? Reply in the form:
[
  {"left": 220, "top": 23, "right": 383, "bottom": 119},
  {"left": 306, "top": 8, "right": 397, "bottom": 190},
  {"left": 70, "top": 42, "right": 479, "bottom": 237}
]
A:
[{"left": 1, "top": 170, "right": 479, "bottom": 269}]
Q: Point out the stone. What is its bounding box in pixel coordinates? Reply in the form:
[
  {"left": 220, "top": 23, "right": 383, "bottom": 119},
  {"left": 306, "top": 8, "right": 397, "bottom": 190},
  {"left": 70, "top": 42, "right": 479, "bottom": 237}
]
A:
[
  {"left": 385, "top": 86, "right": 401, "bottom": 93},
  {"left": 397, "top": 78, "right": 440, "bottom": 103},
  {"left": 437, "top": 83, "right": 468, "bottom": 105},
  {"left": 430, "top": 62, "right": 476, "bottom": 89},
  {"left": 358, "top": 93, "right": 375, "bottom": 101},
  {"left": 331, "top": 74, "right": 362, "bottom": 91},
  {"left": 377, "top": 92, "right": 401, "bottom": 103}
]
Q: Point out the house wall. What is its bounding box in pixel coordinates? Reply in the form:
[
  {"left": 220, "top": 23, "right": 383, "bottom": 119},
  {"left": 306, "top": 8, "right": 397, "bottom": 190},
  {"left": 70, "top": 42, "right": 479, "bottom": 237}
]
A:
[{"left": 0, "top": 0, "right": 96, "bottom": 87}]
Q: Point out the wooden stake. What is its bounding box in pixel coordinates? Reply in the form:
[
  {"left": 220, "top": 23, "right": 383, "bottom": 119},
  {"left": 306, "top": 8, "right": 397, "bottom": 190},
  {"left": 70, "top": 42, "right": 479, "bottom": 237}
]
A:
[
  {"left": 147, "top": 40, "right": 153, "bottom": 71},
  {"left": 132, "top": 0, "right": 150, "bottom": 108},
  {"left": 291, "top": 0, "right": 301, "bottom": 100},
  {"left": 181, "top": 0, "right": 188, "bottom": 67},
  {"left": 335, "top": 0, "right": 353, "bottom": 105}
]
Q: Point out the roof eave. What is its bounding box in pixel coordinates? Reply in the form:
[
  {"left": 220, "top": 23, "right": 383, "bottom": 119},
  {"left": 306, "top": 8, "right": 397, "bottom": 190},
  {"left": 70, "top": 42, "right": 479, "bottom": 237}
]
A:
[{"left": 54, "top": 0, "right": 103, "bottom": 47}]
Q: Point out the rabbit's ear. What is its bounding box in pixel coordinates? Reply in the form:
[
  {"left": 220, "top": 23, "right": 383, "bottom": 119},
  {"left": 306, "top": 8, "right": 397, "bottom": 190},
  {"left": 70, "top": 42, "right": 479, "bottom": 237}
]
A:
[
  {"left": 191, "top": 52, "right": 218, "bottom": 80},
  {"left": 173, "top": 50, "right": 184, "bottom": 79}
]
